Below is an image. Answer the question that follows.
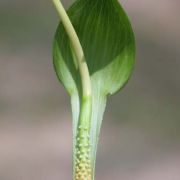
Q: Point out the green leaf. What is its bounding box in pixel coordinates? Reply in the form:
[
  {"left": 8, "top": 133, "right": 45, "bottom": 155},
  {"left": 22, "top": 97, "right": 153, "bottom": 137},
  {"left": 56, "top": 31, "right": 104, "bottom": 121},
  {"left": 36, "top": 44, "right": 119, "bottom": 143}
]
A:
[{"left": 53, "top": 0, "right": 135, "bottom": 179}]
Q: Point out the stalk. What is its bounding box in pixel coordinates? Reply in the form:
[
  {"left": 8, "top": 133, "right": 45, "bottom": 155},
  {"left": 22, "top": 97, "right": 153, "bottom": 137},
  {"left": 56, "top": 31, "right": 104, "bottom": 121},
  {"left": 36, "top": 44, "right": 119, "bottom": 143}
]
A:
[{"left": 51, "top": 0, "right": 93, "bottom": 179}]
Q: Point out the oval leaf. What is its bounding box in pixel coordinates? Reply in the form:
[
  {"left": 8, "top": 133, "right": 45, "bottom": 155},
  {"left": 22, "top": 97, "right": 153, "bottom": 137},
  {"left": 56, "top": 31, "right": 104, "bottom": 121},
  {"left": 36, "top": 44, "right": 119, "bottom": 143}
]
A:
[{"left": 53, "top": 0, "right": 135, "bottom": 179}]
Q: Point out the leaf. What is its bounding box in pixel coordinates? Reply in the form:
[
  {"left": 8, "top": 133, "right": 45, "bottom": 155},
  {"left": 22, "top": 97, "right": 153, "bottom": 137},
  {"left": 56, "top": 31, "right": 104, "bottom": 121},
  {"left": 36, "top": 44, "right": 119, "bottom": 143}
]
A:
[{"left": 53, "top": 0, "right": 135, "bottom": 179}]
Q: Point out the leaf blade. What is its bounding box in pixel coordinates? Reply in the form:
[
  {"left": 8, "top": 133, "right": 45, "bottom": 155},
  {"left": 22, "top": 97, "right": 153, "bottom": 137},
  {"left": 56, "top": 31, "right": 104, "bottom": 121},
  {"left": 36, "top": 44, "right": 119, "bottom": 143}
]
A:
[{"left": 53, "top": 0, "right": 135, "bottom": 179}]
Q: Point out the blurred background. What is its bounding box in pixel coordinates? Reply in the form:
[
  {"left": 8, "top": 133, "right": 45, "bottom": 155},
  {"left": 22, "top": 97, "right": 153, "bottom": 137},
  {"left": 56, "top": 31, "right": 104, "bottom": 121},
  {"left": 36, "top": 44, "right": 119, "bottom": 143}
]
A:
[{"left": 0, "top": 0, "right": 180, "bottom": 179}]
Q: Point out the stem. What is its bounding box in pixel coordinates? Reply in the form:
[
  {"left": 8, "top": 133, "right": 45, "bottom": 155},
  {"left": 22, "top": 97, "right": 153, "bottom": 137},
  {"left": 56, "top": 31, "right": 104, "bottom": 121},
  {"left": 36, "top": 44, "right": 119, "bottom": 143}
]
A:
[
  {"left": 51, "top": 0, "right": 93, "bottom": 179},
  {"left": 51, "top": 0, "right": 91, "bottom": 97}
]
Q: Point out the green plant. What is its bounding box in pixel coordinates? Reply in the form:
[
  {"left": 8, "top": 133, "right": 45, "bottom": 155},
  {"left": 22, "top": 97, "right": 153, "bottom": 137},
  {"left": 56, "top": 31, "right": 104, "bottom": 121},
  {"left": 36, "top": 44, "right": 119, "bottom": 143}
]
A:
[{"left": 51, "top": 0, "right": 135, "bottom": 179}]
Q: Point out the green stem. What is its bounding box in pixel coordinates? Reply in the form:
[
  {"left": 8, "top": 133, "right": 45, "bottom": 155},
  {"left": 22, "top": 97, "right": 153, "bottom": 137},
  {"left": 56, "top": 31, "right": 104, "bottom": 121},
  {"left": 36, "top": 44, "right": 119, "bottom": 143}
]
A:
[
  {"left": 51, "top": 0, "right": 91, "bottom": 97},
  {"left": 51, "top": 0, "right": 93, "bottom": 179}
]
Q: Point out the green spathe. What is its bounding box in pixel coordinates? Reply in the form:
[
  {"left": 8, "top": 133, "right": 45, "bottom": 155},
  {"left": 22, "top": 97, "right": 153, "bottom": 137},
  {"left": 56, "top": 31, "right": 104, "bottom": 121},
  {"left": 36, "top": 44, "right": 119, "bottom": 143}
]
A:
[{"left": 53, "top": 0, "right": 135, "bottom": 179}]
